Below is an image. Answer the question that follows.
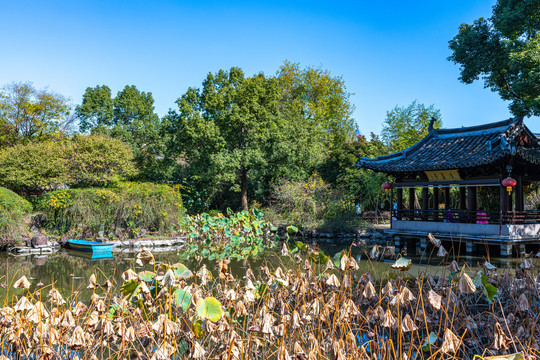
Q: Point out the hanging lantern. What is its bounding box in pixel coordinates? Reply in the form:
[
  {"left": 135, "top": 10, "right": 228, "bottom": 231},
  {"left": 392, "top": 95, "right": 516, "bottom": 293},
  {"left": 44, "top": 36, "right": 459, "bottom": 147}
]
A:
[
  {"left": 382, "top": 182, "right": 392, "bottom": 193},
  {"left": 502, "top": 177, "right": 517, "bottom": 195}
]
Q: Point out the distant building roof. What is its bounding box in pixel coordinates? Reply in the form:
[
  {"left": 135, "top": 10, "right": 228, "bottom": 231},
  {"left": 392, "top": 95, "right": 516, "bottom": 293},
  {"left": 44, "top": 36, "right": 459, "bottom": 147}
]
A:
[{"left": 358, "top": 117, "right": 540, "bottom": 175}]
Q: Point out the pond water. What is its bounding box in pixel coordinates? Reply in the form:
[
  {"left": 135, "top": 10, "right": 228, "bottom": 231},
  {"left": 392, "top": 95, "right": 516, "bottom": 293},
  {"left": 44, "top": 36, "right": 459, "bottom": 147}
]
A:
[{"left": 0, "top": 240, "right": 537, "bottom": 302}]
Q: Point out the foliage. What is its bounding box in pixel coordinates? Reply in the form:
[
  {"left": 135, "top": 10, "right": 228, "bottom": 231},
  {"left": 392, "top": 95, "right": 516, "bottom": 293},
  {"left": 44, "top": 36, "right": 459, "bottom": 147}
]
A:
[
  {"left": 381, "top": 100, "right": 442, "bottom": 153},
  {"left": 0, "top": 135, "right": 136, "bottom": 194},
  {"left": 0, "top": 82, "right": 73, "bottom": 147},
  {"left": 38, "top": 182, "right": 183, "bottom": 238},
  {"left": 182, "top": 208, "right": 278, "bottom": 261},
  {"left": 1, "top": 245, "right": 538, "bottom": 359},
  {"left": 0, "top": 187, "right": 32, "bottom": 243},
  {"left": 167, "top": 63, "right": 357, "bottom": 211},
  {"left": 77, "top": 85, "right": 174, "bottom": 181},
  {"left": 266, "top": 174, "right": 360, "bottom": 231},
  {"left": 448, "top": 0, "right": 540, "bottom": 116}
]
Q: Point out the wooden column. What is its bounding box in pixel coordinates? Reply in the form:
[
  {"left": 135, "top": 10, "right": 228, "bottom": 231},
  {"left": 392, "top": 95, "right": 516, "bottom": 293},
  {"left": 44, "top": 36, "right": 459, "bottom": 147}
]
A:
[
  {"left": 444, "top": 187, "right": 451, "bottom": 209},
  {"left": 422, "top": 187, "right": 428, "bottom": 220},
  {"left": 500, "top": 179, "right": 508, "bottom": 220},
  {"left": 459, "top": 187, "right": 467, "bottom": 210},
  {"left": 409, "top": 187, "right": 415, "bottom": 220},
  {"left": 396, "top": 188, "right": 403, "bottom": 220},
  {"left": 433, "top": 187, "right": 439, "bottom": 221},
  {"left": 516, "top": 176, "right": 524, "bottom": 211}
]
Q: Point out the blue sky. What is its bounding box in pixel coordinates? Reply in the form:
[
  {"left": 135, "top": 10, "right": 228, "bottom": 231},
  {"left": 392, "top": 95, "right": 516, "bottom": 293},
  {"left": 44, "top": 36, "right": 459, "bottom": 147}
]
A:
[{"left": 1, "top": 0, "right": 537, "bottom": 135}]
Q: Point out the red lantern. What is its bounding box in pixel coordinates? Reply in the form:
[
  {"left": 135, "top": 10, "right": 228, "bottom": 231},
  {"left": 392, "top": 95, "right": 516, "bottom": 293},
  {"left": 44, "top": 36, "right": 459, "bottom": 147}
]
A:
[
  {"left": 502, "top": 177, "right": 517, "bottom": 194},
  {"left": 382, "top": 182, "right": 392, "bottom": 193}
]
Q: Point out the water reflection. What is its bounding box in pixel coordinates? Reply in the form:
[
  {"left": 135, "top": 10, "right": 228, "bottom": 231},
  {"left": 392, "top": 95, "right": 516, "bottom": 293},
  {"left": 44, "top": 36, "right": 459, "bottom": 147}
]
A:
[{"left": 0, "top": 240, "right": 537, "bottom": 302}]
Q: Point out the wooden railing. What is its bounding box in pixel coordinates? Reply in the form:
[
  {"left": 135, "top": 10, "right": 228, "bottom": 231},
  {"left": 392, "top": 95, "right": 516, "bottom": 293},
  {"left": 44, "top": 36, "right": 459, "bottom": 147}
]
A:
[{"left": 392, "top": 209, "right": 540, "bottom": 225}]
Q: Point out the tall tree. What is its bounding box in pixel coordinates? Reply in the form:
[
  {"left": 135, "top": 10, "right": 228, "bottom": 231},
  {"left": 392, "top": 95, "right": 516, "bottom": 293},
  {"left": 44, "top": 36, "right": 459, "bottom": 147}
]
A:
[
  {"left": 170, "top": 68, "right": 282, "bottom": 210},
  {"left": 0, "top": 82, "right": 71, "bottom": 147},
  {"left": 75, "top": 85, "right": 114, "bottom": 132},
  {"left": 448, "top": 0, "right": 540, "bottom": 116},
  {"left": 381, "top": 101, "right": 442, "bottom": 153},
  {"left": 76, "top": 85, "right": 171, "bottom": 180}
]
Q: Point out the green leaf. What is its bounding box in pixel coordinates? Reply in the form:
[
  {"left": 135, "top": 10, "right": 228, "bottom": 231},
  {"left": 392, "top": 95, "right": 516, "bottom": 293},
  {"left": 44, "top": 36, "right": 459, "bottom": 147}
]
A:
[
  {"left": 190, "top": 232, "right": 199, "bottom": 238},
  {"left": 172, "top": 263, "right": 193, "bottom": 278},
  {"left": 192, "top": 318, "right": 203, "bottom": 338},
  {"left": 173, "top": 288, "right": 192, "bottom": 310},
  {"left": 202, "top": 223, "right": 210, "bottom": 233},
  {"left": 287, "top": 225, "right": 299, "bottom": 234},
  {"left": 422, "top": 332, "right": 437, "bottom": 352},
  {"left": 120, "top": 279, "right": 139, "bottom": 297},
  {"left": 483, "top": 283, "right": 498, "bottom": 303},
  {"left": 138, "top": 271, "right": 155, "bottom": 283},
  {"left": 196, "top": 297, "right": 223, "bottom": 322}
]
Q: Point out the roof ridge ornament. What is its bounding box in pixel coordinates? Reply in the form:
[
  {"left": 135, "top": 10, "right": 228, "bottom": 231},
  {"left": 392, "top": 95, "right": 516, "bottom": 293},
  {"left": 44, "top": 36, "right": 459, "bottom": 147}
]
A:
[{"left": 428, "top": 117, "right": 436, "bottom": 133}]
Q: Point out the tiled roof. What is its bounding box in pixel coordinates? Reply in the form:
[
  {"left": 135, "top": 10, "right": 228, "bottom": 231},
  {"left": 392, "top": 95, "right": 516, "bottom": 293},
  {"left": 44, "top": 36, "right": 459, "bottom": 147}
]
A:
[{"left": 358, "top": 117, "right": 540, "bottom": 173}]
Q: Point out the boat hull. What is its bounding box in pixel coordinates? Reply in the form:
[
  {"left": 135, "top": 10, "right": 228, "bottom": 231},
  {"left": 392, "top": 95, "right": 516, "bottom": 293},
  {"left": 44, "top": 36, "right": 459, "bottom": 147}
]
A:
[{"left": 67, "top": 239, "right": 114, "bottom": 256}]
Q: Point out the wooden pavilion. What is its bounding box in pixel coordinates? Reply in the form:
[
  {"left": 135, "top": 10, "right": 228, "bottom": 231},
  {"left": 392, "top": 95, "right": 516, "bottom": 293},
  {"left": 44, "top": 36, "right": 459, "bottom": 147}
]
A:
[{"left": 358, "top": 117, "right": 540, "bottom": 256}]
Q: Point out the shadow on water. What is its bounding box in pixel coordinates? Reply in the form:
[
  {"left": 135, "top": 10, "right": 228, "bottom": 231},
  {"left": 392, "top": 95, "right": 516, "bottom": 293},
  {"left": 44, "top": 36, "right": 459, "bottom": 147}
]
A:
[{"left": 0, "top": 238, "right": 537, "bottom": 302}]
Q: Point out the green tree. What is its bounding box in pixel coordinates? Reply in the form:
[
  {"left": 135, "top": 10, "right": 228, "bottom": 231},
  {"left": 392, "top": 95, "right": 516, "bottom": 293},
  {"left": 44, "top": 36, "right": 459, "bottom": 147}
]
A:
[
  {"left": 0, "top": 82, "right": 72, "bottom": 147},
  {"left": 0, "top": 135, "right": 136, "bottom": 194},
  {"left": 75, "top": 85, "right": 114, "bottom": 132},
  {"left": 76, "top": 85, "right": 172, "bottom": 180},
  {"left": 170, "top": 68, "right": 281, "bottom": 210},
  {"left": 381, "top": 101, "right": 442, "bottom": 153},
  {"left": 448, "top": 0, "right": 540, "bottom": 116}
]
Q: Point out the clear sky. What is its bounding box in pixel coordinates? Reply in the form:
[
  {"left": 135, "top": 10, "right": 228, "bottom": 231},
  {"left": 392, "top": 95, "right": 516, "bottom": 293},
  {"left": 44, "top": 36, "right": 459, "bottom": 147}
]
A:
[{"left": 1, "top": 0, "right": 537, "bottom": 135}]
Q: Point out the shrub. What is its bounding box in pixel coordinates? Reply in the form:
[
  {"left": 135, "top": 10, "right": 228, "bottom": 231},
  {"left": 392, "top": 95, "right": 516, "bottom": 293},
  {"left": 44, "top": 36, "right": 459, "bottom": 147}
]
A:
[
  {"left": 39, "top": 182, "right": 183, "bottom": 238},
  {"left": 266, "top": 174, "right": 361, "bottom": 231},
  {"left": 0, "top": 135, "right": 136, "bottom": 195},
  {"left": 0, "top": 187, "right": 32, "bottom": 243}
]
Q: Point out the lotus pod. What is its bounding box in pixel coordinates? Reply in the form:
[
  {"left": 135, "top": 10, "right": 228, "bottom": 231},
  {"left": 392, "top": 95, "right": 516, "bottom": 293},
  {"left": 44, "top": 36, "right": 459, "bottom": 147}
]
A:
[
  {"left": 13, "top": 275, "right": 31, "bottom": 289},
  {"left": 441, "top": 328, "right": 461, "bottom": 354},
  {"left": 458, "top": 273, "right": 476, "bottom": 294},
  {"left": 136, "top": 247, "right": 155, "bottom": 266}
]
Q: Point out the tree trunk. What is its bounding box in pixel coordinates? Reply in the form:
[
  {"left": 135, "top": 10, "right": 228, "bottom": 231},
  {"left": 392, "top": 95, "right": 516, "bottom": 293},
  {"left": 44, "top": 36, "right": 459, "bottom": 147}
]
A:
[{"left": 240, "top": 168, "right": 248, "bottom": 210}]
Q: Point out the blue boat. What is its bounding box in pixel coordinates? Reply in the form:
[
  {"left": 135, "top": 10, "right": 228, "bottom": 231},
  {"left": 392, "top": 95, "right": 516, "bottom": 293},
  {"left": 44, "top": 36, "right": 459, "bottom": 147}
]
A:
[{"left": 67, "top": 239, "right": 114, "bottom": 257}]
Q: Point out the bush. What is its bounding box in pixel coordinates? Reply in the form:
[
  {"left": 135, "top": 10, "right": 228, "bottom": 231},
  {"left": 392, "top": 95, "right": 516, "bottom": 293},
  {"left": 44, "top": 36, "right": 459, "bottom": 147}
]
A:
[
  {"left": 39, "top": 182, "right": 183, "bottom": 238},
  {"left": 0, "top": 135, "right": 137, "bottom": 195},
  {"left": 0, "top": 187, "right": 32, "bottom": 243},
  {"left": 266, "top": 174, "right": 361, "bottom": 231}
]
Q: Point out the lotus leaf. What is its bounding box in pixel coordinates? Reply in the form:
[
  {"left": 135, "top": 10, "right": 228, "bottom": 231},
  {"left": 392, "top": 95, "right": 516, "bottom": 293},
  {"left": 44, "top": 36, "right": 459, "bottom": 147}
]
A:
[
  {"left": 391, "top": 257, "right": 412, "bottom": 271},
  {"left": 172, "top": 263, "right": 193, "bottom": 278},
  {"left": 196, "top": 297, "right": 223, "bottom": 322},
  {"left": 174, "top": 288, "right": 192, "bottom": 310}
]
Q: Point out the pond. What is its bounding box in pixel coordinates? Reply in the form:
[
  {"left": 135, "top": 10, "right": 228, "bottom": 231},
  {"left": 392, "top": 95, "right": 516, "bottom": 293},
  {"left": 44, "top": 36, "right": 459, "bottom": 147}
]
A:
[{"left": 0, "top": 240, "right": 537, "bottom": 302}]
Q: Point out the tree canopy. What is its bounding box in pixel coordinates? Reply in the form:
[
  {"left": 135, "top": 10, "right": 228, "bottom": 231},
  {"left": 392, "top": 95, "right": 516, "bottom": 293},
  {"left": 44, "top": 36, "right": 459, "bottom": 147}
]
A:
[
  {"left": 76, "top": 85, "right": 171, "bottom": 180},
  {"left": 0, "top": 82, "right": 72, "bottom": 147},
  {"left": 448, "top": 0, "right": 540, "bottom": 116},
  {"left": 381, "top": 100, "right": 442, "bottom": 153}
]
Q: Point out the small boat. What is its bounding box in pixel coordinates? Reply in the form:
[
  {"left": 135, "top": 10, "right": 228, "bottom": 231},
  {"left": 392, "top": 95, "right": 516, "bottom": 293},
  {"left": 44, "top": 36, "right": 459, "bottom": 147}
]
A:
[{"left": 67, "top": 239, "right": 114, "bottom": 256}]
